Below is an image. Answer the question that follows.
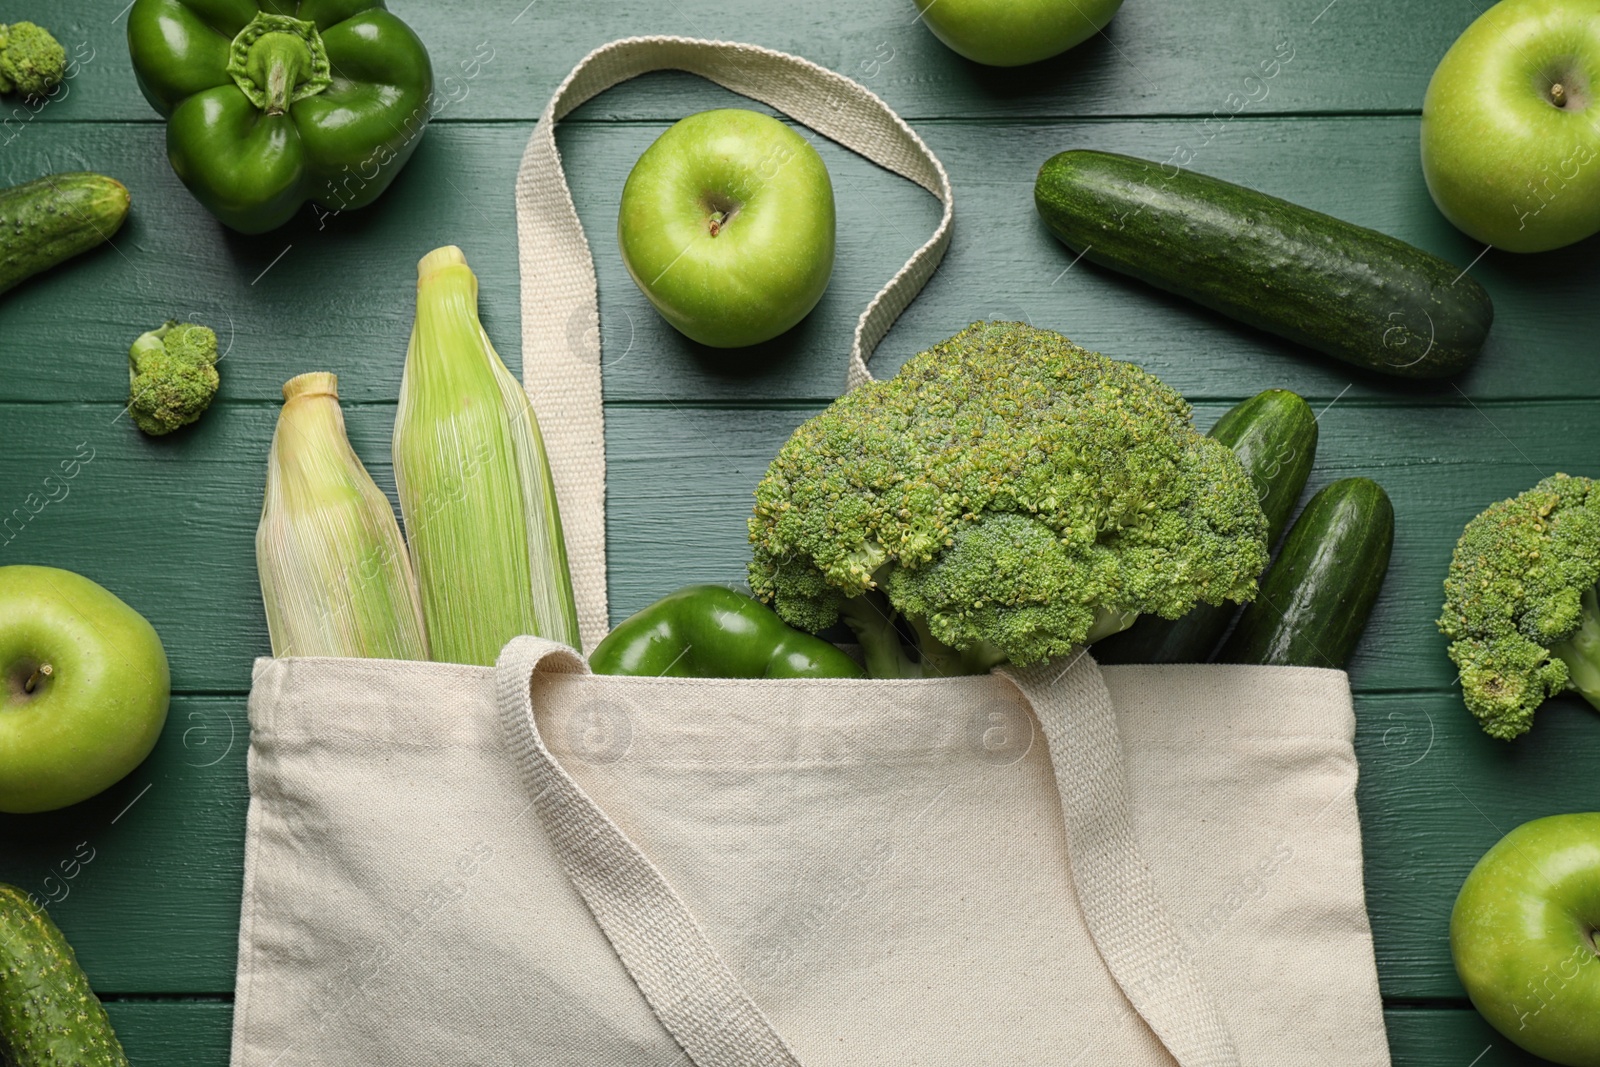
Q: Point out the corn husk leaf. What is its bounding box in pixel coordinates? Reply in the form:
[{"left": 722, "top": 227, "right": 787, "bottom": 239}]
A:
[
  {"left": 392, "top": 245, "right": 579, "bottom": 665},
  {"left": 257, "top": 372, "right": 429, "bottom": 660}
]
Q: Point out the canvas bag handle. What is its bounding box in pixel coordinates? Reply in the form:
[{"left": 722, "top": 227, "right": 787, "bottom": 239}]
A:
[
  {"left": 511, "top": 35, "right": 1240, "bottom": 1067},
  {"left": 516, "top": 34, "right": 952, "bottom": 654}
]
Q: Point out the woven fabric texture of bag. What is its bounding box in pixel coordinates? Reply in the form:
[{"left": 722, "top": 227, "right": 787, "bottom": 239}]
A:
[{"left": 230, "top": 36, "right": 1391, "bottom": 1067}]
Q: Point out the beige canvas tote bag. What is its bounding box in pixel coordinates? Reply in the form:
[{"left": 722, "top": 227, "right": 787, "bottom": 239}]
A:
[{"left": 231, "top": 37, "right": 1391, "bottom": 1067}]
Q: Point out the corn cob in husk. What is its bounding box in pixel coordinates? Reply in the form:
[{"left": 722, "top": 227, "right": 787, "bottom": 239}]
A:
[
  {"left": 257, "top": 372, "right": 429, "bottom": 660},
  {"left": 392, "top": 245, "right": 578, "bottom": 665}
]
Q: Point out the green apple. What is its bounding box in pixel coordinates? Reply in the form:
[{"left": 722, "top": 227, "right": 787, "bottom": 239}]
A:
[
  {"left": 617, "top": 108, "right": 835, "bottom": 349},
  {"left": 1422, "top": 0, "right": 1600, "bottom": 253},
  {"left": 911, "top": 0, "right": 1125, "bottom": 67},
  {"left": 0, "top": 566, "right": 169, "bottom": 814},
  {"left": 1452, "top": 812, "right": 1600, "bottom": 1066}
]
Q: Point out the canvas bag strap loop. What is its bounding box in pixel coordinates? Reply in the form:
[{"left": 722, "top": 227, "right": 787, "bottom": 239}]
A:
[
  {"left": 515, "top": 34, "right": 954, "bottom": 653},
  {"left": 495, "top": 635, "right": 804, "bottom": 1067},
  {"left": 1000, "top": 653, "right": 1242, "bottom": 1067},
  {"left": 515, "top": 34, "right": 1237, "bottom": 1067}
]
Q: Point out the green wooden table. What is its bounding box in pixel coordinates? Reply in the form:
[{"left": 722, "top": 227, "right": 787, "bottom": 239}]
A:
[{"left": 0, "top": 1, "right": 1589, "bottom": 1062}]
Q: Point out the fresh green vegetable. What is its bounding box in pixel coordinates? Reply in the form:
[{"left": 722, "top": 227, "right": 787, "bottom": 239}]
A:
[
  {"left": 1438, "top": 473, "right": 1600, "bottom": 741},
  {"left": 590, "top": 585, "right": 865, "bottom": 679},
  {"left": 394, "top": 246, "right": 579, "bottom": 666},
  {"left": 748, "top": 320, "right": 1270, "bottom": 678},
  {"left": 257, "top": 373, "right": 429, "bottom": 660},
  {"left": 1209, "top": 390, "right": 1321, "bottom": 551},
  {"left": 1219, "top": 477, "right": 1393, "bottom": 669},
  {"left": 127, "top": 0, "right": 433, "bottom": 234},
  {"left": 0, "top": 173, "right": 130, "bottom": 297},
  {"left": 1096, "top": 388, "right": 1318, "bottom": 664},
  {"left": 0, "top": 21, "right": 65, "bottom": 97},
  {"left": 127, "top": 320, "right": 220, "bottom": 436},
  {"left": 1034, "top": 149, "right": 1494, "bottom": 379},
  {"left": 0, "top": 884, "right": 129, "bottom": 1067}
]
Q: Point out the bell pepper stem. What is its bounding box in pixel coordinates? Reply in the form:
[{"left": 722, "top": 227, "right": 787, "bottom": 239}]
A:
[
  {"left": 252, "top": 31, "right": 313, "bottom": 115},
  {"left": 262, "top": 44, "right": 297, "bottom": 114},
  {"left": 227, "top": 13, "right": 331, "bottom": 115}
]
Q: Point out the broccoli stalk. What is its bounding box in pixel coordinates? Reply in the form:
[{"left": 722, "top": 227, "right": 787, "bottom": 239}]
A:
[
  {"left": 835, "top": 591, "right": 923, "bottom": 679},
  {"left": 834, "top": 591, "right": 1009, "bottom": 679},
  {"left": 840, "top": 589, "right": 1139, "bottom": 679},
  {"left": 0, "top": 22, "right": 66, "bottom": 98},
  {"left": 1552, "top": 586, "right": 1600, "bottom": 706},
  {"left": 748, "top": 322, "right": 1270, "bottom": 678},
  {"left": 905, "top": 616, "right": 1007, "bottom": 677},
  {"left": 127, "top": 321, "right": 220, "bottom": 436},
  {"left": 1440, "top": 473, "right": 1600, "bottom": 740}
]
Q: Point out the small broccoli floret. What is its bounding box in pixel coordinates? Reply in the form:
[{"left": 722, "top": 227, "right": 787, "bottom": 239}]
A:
[
  {"left": 127, "top": 321, "right": 220, "bottom": 436},
  {"left": 748, "top": 321, "right": 1270, "bottom": 676},
  {"left": 0, "top": 22, "right": 66, "bottom": 97},
  {"left": 1439, "top": 473, "right": 1600, "bottom": 740}
]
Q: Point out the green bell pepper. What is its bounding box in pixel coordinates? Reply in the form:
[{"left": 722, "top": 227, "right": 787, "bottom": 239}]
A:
[
  {"left": 589, "top": 585, "right": 865, "bottom": 679},
  {"left": 127, "top": 0, "right": 433, "bottom": 234}
]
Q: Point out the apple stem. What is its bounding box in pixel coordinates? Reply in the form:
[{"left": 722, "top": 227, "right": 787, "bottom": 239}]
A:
[
  {"left": 1553, "top": 82, "right": 1569, "bottom": 108},
  {"left": 23, "top": 664, "right": 52, "bottom": 694},
  {"left": 708, "top": 210, "right": 726, "bottom": 237}
]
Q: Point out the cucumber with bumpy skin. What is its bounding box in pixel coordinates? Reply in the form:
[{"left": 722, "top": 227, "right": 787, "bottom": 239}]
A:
[
  {"left": 1095, "top": 388, "right": 1318, "bottom": 664},
  {"left": 1218, "top": 477, "right": 1394, "bottom": 669},
  {"left": 0, "top": 173, "right": 130, "bottom": 296},
  {"left": 0, "top": 883, "right": 129, "bottom": 1067},
  {"left": 1034, "top": 150, "right": 1493, "bottom": 379}
]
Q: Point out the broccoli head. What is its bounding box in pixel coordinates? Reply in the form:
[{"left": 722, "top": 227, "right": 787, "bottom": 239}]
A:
[
  {"left": 1439, "top": 473, "right": 1600, "bottom": 740},
  {"left": 748, "top": 321, "right": 1271, "bottom": 676},
  {"left": 0, "top": 22, "right": 66, "bottom": 98},
  {"left": 127, "top": 321, "right": 220, "bottom": 436}
]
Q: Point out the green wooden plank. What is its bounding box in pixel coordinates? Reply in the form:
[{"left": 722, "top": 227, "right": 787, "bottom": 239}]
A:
[
  {"left": 1357, "top": 691, "right": 1600, "bottom": 1000},
  {"left": 0, "top": 598, "right": 1588, "bottom": 1000},
  {"left": 5, "top": 0, "right": 1483, "bottom": 125},
  {"left": 76, "top": 1002, "right": 1577, "bottom": 1067},
  {"left": 10, "top": 685, "right": 1584, "bottom": 1002},
  {"left": 0, "top": 697, "right": 246, "bottom": 993},
  {"left": 571, "top": 114, "right": 1548, "bottom": 408},
  {"left": 0, "top": 120, "right": 938, "bottom": 406},
  {"left": 0, "top": 117, "right": 1584, "bottom": 406},
  {"left": 6, "top": 393, "right": 1600, "bottom": 998},
  {"left": 598, "top": 398, "right": 1584, "bottom": 698},
  {"left": 1385, "top": 1007, "right": 1551, "bottom": 1066},
  {"left": 103, "top": 1000, "right": 233, "bottom": 1064},
  {"left": 0, "top": 395, "right": 1585, "bottom": 694}
]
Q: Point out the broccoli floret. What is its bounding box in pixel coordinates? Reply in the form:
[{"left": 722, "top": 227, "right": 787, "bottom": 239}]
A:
[
  {"left": 748, "top": 321, "right": 1270, "bottom": 677},
  {"left": 1439, "top": 473, "right": 1600, "bottom": 740},
  {"left": 0, "top": 22, "right": 66, "bottom": 97},
  {"left": 127, "top": 321, "right": 220, "bottom": 436}
]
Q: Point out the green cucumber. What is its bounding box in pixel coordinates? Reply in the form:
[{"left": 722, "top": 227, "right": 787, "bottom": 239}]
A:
[
  {"left": 1209, "top": 389, "right": 1319, "bottom": 550},
  {"left": 0, "top": 884, "right": 129, "bottom": 1067},
  {"left": 1095, "top": 388, "right": 1318, "bottom": 664},
  {"left": 1218, "top": 477, "right": 1394, "bottom": 669},
  {"left": 1034, "top": 150, "right": 1493, "bottom": 379},
  {"left": 0, "top": 173, "right": 130, "bottom": 296}
]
